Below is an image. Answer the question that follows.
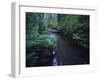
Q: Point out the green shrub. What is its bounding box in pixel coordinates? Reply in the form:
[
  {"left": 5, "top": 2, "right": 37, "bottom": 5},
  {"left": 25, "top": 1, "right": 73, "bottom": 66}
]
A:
[
  {"left": 49, "top": 20, "right": 58, "bottom": 29},
  {"left": 58, "top": 15, "right": 89, "bottom": 48},
  {"left": 26, "top": 34, "right": 57, "bottom": 66}
]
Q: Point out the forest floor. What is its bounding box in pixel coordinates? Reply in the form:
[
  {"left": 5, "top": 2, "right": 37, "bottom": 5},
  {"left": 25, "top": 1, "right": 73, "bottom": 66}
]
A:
[{"left": 50, "top": 30, "right": 89, "bottom": 66}]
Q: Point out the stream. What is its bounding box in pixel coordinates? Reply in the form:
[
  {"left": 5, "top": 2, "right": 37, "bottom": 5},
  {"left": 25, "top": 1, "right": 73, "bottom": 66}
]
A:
[{"left": 51, "top": 31, "right": 89, "bottom": 66}]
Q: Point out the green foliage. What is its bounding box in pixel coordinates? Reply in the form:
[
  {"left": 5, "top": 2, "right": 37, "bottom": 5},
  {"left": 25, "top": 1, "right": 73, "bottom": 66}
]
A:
[
  {"left": 26, "top": 34, "right": 57, "bottom": 66},
  {"left": 58, "top": 15, "right": 89, "bottom": 48},
  {"left": 49, "top": 20, "right": 58, "bottom": 29},
  {"left": 36, "top": 35, "right": 57, "bottom": 48},
  {"left": 72, "top": 23, "right": 89, "bottom": 48},
  {"left": 59, "top": 15, "right": 80, "bottom": 35},
  {"left": 26, "top": 13, "right": 58, "bottom": 66},
  {"left": 26, "top": 52, "right": 39, "bottom": 66},
  {"left": 26, "top": 12, "right": 89, "bottom": 66},
  {"left": 26, "top": 34, "right": 57, "bottom": 50}
]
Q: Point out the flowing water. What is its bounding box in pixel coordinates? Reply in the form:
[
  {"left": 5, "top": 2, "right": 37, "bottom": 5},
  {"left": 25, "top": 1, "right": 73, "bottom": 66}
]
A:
[{"left": 51, "top": 32, "right": 89, "bottom": 66}]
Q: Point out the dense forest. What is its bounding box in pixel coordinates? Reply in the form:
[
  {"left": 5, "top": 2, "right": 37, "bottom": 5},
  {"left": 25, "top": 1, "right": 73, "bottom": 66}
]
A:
[{"left": 26, "top": 12, "right": 89, "bottom": 67}]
